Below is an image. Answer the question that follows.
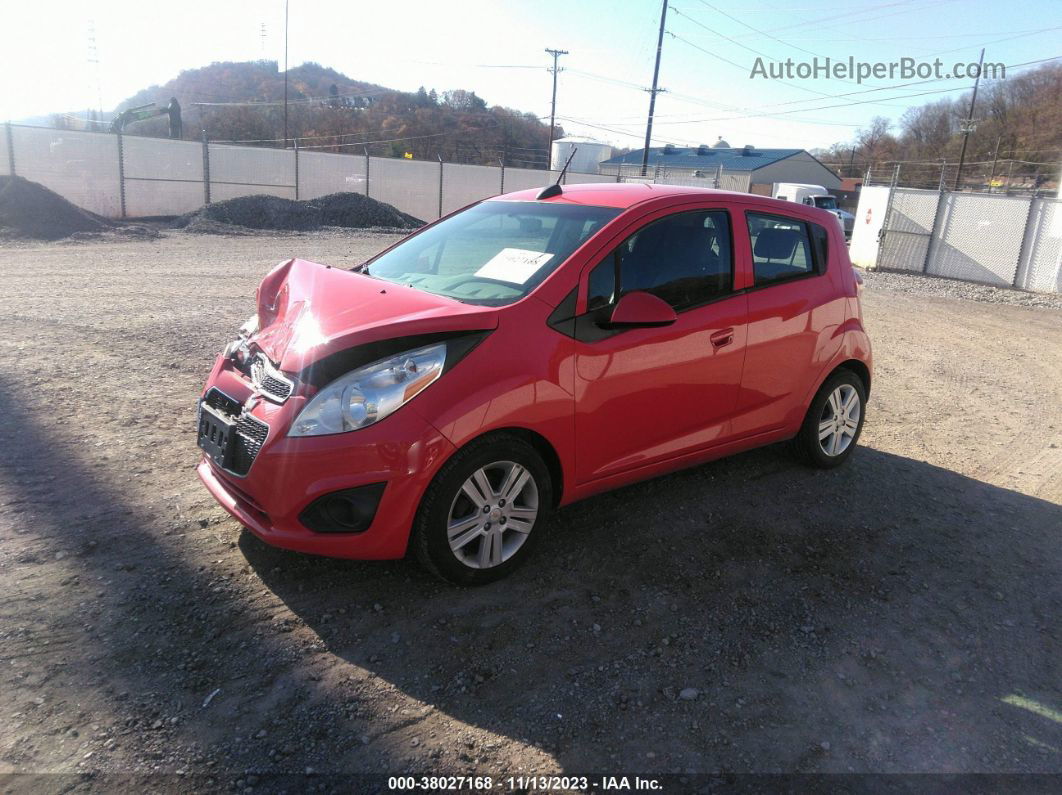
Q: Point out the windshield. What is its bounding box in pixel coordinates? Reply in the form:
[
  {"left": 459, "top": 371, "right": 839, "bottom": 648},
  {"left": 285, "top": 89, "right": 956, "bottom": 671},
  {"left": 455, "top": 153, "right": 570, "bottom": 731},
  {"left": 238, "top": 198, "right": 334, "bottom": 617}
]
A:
[
  {"left": 366, "top": 201, "right": 620, "bottom": 305},
  {"left": 813, "top": 196, "right": 838, "bottom": 210}
]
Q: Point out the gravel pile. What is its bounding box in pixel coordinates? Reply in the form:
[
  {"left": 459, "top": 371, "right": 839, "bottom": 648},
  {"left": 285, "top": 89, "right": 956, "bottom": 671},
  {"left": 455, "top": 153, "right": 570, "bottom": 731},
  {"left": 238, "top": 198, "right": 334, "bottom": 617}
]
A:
[
  {"left": 175, "top": 192, "right": 422, "bottom": 234},
  {"left": 0, "top": 175, "right": 113, "bottom": 240},
  {"left": 308, "top": 191, "right": 423, "bottom": 229},
  {"left": 862, "top": 268, "right": 1062, "bottom": 310}
]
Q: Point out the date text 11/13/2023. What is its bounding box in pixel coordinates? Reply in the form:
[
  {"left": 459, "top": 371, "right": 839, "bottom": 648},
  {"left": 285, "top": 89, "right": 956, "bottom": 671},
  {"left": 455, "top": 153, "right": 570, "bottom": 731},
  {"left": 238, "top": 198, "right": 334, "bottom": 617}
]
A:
[{"left": 386, "top": 775, "right": 663, "bottom": 791}]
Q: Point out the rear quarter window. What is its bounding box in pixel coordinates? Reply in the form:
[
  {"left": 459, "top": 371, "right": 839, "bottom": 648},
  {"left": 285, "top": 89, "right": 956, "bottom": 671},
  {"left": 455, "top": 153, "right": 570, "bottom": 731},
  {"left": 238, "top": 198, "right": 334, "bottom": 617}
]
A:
[{"left": 746, "top": 211, "right": 828, "bottom": 287}]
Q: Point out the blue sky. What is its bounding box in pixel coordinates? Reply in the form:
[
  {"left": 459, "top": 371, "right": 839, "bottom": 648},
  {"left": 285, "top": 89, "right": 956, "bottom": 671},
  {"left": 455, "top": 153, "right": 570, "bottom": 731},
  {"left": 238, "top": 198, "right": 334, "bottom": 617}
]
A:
[{"left": 2, "top": 0, "right": 1059, "bottom": 153}]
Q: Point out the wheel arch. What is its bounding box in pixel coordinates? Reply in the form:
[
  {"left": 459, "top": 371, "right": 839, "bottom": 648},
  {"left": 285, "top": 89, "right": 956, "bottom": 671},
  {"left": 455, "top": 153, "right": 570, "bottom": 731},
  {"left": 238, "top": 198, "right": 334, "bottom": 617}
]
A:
[
  {"left": 834, "top": 358, "right": 871, "bottom": 399},
  {"left": 485, "top": 427, "right": 566, "bottom": 508},
  {"left": 430, "top": 425, "right": 566, "bottom": 509}
]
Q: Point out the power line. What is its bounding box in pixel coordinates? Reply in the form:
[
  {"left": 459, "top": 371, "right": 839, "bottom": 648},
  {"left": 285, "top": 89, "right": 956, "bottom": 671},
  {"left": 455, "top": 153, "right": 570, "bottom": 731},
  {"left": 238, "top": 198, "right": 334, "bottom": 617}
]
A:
[
  {"left": 692, "top": 0, "right": 823, "bottom": 58},
  {"left": 666, "top": 30, "right": 865, "bottom": 105},
  {"left": 648, "top": 55, "right": 1062, "bottom": 126}
]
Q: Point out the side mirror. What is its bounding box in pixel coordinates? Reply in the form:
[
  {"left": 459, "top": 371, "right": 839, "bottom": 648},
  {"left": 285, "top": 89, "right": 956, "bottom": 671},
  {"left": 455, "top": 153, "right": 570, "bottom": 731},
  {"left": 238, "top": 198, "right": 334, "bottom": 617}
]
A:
[{"left": 606, "top": 291, "right": 677, "bottom": 328}]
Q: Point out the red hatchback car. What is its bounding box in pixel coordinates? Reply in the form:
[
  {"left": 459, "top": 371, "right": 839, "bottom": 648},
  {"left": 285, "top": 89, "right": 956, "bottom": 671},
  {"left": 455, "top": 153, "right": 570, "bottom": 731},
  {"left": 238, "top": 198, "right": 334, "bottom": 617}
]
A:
[{"left": 197, "top": 183, "right": 871, "bottom": 584}]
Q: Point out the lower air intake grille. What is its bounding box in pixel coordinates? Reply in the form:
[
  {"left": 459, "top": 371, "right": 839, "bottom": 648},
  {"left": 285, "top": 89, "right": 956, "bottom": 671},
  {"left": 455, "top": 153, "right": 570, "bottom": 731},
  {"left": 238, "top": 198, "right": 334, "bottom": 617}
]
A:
[{"left": 231, "top": 413, "right": 269, "bottom": 476}]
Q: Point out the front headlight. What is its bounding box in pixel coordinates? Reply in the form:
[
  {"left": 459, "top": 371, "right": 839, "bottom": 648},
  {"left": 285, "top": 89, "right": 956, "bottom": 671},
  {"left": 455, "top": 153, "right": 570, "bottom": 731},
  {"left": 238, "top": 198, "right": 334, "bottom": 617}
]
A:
[
  {"left": 238, "top": 314, "right": 259, "bottom": 337},
  {"left": 288, "top": 342, "right": 447, "bottom": 436},
  {"left": 222, "top": 314, "right": 260, "bottom": 359}
]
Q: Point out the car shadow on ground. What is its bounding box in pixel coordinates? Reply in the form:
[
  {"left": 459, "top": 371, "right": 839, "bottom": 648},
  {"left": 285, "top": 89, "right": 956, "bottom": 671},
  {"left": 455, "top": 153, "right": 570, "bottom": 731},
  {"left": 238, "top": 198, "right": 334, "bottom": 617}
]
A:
[{"left": 241, "top": 443, "right": 1061, "bottom": 773}]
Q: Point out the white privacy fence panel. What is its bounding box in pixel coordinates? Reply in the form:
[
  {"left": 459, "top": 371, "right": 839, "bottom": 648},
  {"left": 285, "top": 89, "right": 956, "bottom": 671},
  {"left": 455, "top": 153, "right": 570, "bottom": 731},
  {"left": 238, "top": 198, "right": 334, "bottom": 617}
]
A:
[
  {"left": 442, "top": 162, "right": 502, "bottom": 215},
  {"left": 871, "top": 187, "right": 1060, "bottom": 292},
  {"left": 562, "top": 171, "right": 615, "bottom": 185},
  {"left": 123, "top": 136, "right": 203, "bottom": 216},
  {"left": 878, "top": 188, "right": 938, "bottom": 273},
  {"left": 298, "top": 150, "right": 367, "bottom": 199},
  {"left": 504, "top": 166, "right": 554, "bottom": 193},
  {"left": 926, "top": 193, "right": 1029, "bottom": 286},
  {"left": 1016, "top": 199, "right": 1062, "bottom": 293},
  {"left": 0, "top": 128, "right": 10, "bottom": 176},
  {"left": 208, "top": 143, "right": 295, "bottom": 202},
  {"left": 9, "top": 125, "right": 121, "bottom": 217},
  {"left": 369, "top": 156, "right": 439, "bottom": 222}
]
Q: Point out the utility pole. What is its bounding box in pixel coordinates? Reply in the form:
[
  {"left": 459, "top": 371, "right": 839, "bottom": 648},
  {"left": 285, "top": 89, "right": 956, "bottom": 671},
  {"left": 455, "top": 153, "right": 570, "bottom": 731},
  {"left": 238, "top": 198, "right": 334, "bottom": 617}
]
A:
[
  {"left": 641, "top": 0, "right": 669, "bottom": 177},
  {"left": 987, "top": 134, "right": 1001, "bottom": 193},
  {"left": 283, "top": 0, "right": 289, "bottom": 148},
  {"left": 545, "top": 48, "right": 569, "bottom": 168},
  {"left": 953, "top": 47, "right": 985, "bottom": 191},
  {"left": 87, "top": 20, "right": 103, "bottom": 122}
]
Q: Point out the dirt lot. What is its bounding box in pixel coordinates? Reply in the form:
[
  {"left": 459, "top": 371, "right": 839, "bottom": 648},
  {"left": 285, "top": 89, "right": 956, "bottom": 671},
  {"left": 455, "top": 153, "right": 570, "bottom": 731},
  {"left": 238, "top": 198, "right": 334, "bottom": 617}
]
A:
[{"left": 1, "top": 230, "right": 1060, "bottom": 788}]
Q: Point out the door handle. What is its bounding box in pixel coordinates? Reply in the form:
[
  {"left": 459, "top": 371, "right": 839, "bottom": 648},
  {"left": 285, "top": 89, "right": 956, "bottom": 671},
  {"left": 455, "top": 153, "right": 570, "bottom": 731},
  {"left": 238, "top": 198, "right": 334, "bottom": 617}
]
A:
[{"left": 710, "top": 328, "right": 734, "bottom": 349}]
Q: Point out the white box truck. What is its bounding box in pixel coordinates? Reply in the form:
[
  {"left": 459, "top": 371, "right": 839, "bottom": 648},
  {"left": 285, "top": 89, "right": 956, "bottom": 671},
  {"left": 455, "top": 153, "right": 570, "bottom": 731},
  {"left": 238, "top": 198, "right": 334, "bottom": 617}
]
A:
[{"left": 772, "top": 183, "right": 854, "bottom": 239}]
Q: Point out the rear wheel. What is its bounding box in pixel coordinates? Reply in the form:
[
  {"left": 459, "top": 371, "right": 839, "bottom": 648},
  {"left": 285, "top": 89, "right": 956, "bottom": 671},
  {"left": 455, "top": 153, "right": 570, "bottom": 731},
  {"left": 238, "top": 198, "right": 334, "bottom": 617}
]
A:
[
  {"left": 412, "top": 434, "right": 552, "bottom": 585},
  {"left": 794, "top": 369, "right": 867, "bottom": 468}
]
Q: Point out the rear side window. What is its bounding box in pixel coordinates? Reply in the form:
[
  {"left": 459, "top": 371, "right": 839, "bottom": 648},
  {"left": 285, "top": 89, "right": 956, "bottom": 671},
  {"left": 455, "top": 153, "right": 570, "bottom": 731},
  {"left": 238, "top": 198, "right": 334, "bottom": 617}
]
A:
[
  {"left": 810, "top": 221, "right": 829, "bottom": 271},
  {"left": 746, "top": 212, "right": 823, "bottom": 286},
  {"left": 586, "top": 209, "right": 733, "bottom": 312}
]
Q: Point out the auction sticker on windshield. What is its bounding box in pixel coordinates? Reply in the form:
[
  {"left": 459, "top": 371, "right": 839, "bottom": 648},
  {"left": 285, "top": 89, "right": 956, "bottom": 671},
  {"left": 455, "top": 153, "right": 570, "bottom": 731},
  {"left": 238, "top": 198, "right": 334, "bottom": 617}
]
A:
[{"left": 474, "top": 248, "right": 554, "bottom": 284}]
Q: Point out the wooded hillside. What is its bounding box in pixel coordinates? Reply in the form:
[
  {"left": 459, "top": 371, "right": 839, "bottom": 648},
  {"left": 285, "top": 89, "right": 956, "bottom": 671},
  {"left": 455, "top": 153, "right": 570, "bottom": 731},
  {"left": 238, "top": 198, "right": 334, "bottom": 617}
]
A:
[
  {"left": 114, "top": 60, "right": 557, "bottom": 168},
  {"left": 819, "top": 62, "right": 1061, "bottom": 189}
]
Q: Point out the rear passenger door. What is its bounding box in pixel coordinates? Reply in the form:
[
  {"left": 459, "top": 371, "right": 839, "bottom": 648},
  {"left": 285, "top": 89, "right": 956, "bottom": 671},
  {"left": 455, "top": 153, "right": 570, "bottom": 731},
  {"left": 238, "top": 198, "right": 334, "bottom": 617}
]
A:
[
  {"left": 732, "top": 211, "right": 845, "bottom": 436},
  {"left": 569, "top": 208, "right": 749, "bottom": 483}
]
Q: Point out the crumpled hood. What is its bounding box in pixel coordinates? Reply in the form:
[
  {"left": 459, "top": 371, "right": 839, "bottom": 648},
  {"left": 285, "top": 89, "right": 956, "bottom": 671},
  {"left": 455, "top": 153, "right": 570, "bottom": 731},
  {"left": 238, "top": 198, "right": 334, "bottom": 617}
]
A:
[{"left": 250, "top": 258, "right": 499, "bottom": 372}]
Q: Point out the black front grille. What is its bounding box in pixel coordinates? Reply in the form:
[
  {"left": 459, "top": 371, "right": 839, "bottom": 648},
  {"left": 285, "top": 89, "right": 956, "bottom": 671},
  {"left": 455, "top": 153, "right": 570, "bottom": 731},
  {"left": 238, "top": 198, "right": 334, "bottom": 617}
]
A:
[
  {"left": 260, "top": 373, "right": 293, "bottom": 401},
  {"left": 200, "top": 389, "right": 269, "bottom": 477},
  {"left": 249, "top": 355, "right": 294, "bottom": 402}
]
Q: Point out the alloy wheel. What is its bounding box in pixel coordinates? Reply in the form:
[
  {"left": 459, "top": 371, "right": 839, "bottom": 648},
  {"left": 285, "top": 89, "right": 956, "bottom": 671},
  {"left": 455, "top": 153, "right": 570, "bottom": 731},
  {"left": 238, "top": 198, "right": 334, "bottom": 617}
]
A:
[
  {"left": 818, "top": 384, "right": 861, "bottom": 456},
  {"left": 447, "top": 460, "right": 539, "bottom": 569}
]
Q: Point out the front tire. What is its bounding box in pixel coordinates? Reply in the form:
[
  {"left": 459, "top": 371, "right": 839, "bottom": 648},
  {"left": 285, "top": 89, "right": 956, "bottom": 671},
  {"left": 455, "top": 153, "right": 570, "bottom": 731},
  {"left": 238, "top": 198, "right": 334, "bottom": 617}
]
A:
[
  {"left": 412, "top": 434, "right": 552, "bottom": 585},
  {"left": 794, "top": 369, "right": 867, "bottom": 468}
]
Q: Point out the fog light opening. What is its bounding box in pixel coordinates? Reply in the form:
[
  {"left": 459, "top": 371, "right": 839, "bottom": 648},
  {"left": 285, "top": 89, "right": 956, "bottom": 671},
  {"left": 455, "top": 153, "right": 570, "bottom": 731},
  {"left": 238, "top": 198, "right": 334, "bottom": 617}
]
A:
[{"left": 299, "top": 483, "right": 386, "bottom": 534}]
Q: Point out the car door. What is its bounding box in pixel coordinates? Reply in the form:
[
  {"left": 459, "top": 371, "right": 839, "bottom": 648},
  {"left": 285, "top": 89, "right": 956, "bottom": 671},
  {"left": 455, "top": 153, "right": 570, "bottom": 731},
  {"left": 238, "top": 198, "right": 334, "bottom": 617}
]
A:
[
  {"left": 732, "top": 210, "right": 845, "bottom": 436},
  {"left": 568, "top": 208, "right": 749, "bottom": 483}
]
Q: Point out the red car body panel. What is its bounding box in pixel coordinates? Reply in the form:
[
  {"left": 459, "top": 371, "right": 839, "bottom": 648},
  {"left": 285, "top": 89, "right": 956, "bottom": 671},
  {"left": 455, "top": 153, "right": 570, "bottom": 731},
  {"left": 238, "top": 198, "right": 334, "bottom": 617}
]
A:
[
  {"left": 253, "top": 258, "right": 498, "bottom": 372},
  {"left": 197, "top": 184, "right": 871, "bottom": 560}
]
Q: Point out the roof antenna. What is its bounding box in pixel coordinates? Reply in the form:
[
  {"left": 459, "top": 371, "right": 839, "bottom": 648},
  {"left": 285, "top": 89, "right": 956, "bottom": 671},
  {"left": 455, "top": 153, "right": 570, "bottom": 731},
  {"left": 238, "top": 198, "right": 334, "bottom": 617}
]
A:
[{"left": 537, "top": 147, "right": 578, "bottom": 199}]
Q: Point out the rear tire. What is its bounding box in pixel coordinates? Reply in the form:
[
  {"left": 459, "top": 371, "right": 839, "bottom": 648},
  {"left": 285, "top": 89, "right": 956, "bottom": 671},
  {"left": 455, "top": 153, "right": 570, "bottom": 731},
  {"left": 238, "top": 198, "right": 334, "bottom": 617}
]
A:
[
  {"left": 412, "top": 434, "right": 552, "bottom": 585},
  {"left": 793, "top": 369, "right": 867, "bottom": 469}
]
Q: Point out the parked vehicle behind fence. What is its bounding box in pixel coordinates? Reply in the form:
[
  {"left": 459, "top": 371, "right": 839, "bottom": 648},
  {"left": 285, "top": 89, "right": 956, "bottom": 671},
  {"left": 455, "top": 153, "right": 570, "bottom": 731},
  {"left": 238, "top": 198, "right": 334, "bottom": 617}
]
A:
[
  {"left": 196, "top": 183, "right": 872, "bottom": 584},
  {"left": 773, "top": 182, "right": 853, "bottom": 239}
]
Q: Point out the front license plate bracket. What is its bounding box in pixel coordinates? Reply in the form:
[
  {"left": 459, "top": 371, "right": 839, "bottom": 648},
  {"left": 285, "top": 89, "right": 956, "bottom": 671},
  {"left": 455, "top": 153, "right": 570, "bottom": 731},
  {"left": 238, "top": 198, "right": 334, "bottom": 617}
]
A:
[{"left": 197, "top": 401, "right": 237, "bottom": 470}]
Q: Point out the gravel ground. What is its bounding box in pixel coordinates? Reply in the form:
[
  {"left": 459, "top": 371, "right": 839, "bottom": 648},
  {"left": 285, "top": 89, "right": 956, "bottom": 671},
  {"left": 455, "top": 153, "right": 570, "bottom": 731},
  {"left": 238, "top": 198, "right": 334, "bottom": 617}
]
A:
[
  {"left": 0, "top": 230, "right": 1059, "bottom": 789},
  {"left": 861, "top": 269, "right": 1062, "bottom": 310}
]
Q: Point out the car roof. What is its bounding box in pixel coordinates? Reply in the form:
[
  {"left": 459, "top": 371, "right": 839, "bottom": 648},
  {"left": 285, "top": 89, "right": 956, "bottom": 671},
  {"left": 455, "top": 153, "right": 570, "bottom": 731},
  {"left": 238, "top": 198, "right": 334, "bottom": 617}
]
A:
[{"left": 490, "top": 182, "right": 754, "bottom": 210}]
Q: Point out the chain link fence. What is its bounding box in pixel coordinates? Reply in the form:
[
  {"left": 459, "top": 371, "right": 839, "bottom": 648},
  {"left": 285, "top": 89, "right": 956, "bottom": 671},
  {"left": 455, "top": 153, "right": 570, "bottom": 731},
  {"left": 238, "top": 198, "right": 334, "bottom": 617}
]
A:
[
  {"left": 864, "top": 160, "right": 1056, "bottom": 196},
  {"left": 603, "top": 163, "right": 752, "bottom": 192},
  {"left": 853, "top": 183, "right": 1061, "bottom": 292}
]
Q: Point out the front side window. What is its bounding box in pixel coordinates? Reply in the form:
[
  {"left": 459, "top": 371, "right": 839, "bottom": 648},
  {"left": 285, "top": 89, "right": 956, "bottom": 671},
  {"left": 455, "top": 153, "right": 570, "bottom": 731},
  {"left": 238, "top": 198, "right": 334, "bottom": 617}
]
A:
[
  {"left": 813, "top": 196, "right": 838, "bottom": 211},
  {"left": 367, "top": 201, "right": 620, "bottom": 306},
  {"left": 747, "top": 212, "right": 817, "bottom": 286},
  {"left": 585, "top": 209, "right": 733, "bottom": 312}
]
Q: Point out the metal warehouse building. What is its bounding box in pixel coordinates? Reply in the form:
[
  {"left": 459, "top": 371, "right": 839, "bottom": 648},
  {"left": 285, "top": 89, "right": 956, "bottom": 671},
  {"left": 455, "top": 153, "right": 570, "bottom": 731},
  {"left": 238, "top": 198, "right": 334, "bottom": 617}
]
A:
[{"left": 599, "top": 145, "right": 841, "bottom": 193}]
